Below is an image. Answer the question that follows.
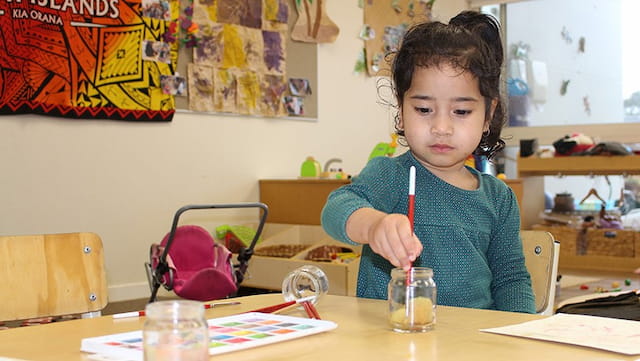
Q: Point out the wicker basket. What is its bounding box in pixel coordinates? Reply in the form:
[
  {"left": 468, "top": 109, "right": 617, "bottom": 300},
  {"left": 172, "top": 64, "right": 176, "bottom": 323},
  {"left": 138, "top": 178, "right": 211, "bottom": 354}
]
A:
[
  {"left": 531, "top": 224, "right": 639, "bottom": 258},
  {"left": 584, "top": 229, "right": 636, "bottom": 257},
  {"left": 531, "top": 224, "right": 578, "bottom": 255}
]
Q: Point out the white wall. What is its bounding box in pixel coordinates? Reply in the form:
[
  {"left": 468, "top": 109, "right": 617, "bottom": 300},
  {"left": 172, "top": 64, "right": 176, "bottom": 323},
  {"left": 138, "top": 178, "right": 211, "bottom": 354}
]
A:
[
  {"left": 507, "top": 0, "right": 623, "bottom": 126},
  {"left": 0, "top": 1, "right": 468, "bottom": 301}
]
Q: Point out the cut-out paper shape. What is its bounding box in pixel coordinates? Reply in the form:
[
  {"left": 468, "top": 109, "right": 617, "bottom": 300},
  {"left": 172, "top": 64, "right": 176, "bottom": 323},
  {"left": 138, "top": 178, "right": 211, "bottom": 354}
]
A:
[
  {"left": 283, "top": 95, "right": 304, "bottom": 115},
  {"left": 359, "top": 24, "right": 375, "bottom": 41},
  {"left": 236, "top": 70, "right": 260, "bottom": 115},
  {"left": 188, "top": 63, "right": 215, "bottom": 112},
  {"left": 265, "top": 0, "right": 289, "bottom": 23},
  {"left": 222, "top": 24, "right": 248, "bottom": 69},
  {"left": 288, "top": 78, "right": 312, "bottom": 96},
  {"left": 561, "top": 26, "right": 573, "bottom": 44},
  {"left": 383, "top": 23, "right": 408, "bottom": 53},
  {"left": 141, "top": 40, "right": 171, "bottom": 64},
  {"left": 263, "top": 30, "right": 285, "bottom": 74},
  {"left": 291, "top": 0, "right": 340, "bottom": 43},
  {"left": 560, "top": 79, "right": 570, "bottom": 95},
  {"left": 260, "top": 74, "right": 287, "bottom": 116},
  {"left": 193, "top": 24, "right": 224, "bottom": 65},
  {"left": 141, "top": 0, "right": 171, "bottom": 21},
  {"left": 161, "top": 74, "right": 187, "bottom": 96},
  {"left": 218, "top": 0, "right": 262, "bottom": 29},
  {"left": 354, "top": 48, "right": 366, "bottom": 75},
  {"left": 583, "top": 96, "right": 591, "bottom": 116},
  {"left": 213, "top": 68, "right": 237, "bottom": 113}
]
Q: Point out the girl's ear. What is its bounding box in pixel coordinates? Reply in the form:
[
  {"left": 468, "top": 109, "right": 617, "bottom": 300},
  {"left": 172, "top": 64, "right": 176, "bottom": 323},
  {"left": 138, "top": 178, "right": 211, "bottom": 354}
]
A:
[
  {"left": 397, "top": 106, "right": 405, "bottom": 129},
  {"left": 485, "top": 98, "right": 498, "bottom": 131}
]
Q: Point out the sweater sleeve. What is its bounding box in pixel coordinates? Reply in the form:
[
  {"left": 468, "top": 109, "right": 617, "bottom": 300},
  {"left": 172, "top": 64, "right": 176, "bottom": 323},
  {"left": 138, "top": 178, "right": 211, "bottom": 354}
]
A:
[
  {"left": 487, "top": 185, "right": 536, "bottom": 313},
  {"left": 321, "top": 157, "right": 403, "bottom": 246}
]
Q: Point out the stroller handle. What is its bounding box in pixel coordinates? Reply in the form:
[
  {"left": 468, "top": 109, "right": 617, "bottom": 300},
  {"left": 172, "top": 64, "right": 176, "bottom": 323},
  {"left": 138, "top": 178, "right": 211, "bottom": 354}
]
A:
[{"left": 160, "top": 202, "right": 269, "bottom": 264}]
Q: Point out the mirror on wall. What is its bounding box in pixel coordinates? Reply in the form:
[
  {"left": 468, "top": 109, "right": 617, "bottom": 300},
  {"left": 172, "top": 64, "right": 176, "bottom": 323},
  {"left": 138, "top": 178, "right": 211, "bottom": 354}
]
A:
[{"left": 478, "top": 0, "right": 640, "bottom": 145}]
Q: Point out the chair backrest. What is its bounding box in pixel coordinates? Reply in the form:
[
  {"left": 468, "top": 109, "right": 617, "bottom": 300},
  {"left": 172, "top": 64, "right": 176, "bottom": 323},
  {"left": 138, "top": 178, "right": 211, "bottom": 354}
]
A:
[
  {"left": 0, "top": 232, "right": 108, "bottom": 322},
  {"left": 521, "top": 230, "right": 560, "bottom": 315}
]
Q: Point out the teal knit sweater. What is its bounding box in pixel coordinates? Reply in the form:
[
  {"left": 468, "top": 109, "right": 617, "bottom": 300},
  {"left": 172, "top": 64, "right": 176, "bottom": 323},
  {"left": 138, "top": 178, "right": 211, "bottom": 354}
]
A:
[{"left": 321, "top": 152, "right": 535, "bottom": 313}]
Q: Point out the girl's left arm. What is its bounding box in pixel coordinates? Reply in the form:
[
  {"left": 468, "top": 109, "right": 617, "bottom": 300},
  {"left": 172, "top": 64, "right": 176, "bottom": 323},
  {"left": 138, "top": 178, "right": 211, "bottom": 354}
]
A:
[{"left": 488, "top": 188, "right": 536, "bottom": 313}]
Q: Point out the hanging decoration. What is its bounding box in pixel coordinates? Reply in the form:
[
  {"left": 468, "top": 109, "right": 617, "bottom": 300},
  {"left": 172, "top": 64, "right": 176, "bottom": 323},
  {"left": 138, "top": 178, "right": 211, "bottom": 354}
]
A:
[
  {"left": 0, "top": 0, "right": 178, "bottom": 121},
  {"left": 291, "top": 0, "right": 340, "bottom": 43}
]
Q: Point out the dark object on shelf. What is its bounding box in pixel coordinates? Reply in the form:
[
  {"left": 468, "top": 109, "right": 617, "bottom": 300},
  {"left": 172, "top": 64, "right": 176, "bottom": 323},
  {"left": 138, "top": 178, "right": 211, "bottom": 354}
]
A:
[
  {"left": 520, "top": 138, "right": 538, "bottom": 157},
  {"left": 574, "top": 142, "right": 632, "bottom": 156},
  {"left": 552, "top": 193, "right": 575, "bottom": 213}
]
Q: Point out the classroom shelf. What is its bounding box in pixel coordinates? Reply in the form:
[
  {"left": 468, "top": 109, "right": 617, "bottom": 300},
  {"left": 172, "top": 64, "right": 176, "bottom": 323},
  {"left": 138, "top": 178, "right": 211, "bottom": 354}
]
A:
[{"left": 517, "top": 155, "right": 640, "bottom": 177}]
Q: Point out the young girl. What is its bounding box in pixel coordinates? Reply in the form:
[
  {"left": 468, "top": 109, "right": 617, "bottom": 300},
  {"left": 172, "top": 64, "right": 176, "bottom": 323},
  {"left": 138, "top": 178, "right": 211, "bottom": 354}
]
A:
[{"left": 321, "top": 11, "right": 535, "bottom": 313}]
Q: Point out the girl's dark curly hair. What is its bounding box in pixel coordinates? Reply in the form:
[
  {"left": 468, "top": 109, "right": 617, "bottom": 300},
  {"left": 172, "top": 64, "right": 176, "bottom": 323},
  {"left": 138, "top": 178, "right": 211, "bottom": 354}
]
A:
[{"left": 389, "top": 11, "right": 506, "bottom": 159}]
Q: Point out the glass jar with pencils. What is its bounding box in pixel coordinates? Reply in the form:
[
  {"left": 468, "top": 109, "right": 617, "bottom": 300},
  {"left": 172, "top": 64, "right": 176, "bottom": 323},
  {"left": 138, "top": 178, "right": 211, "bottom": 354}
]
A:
[
  {"left": 388, "top": 267, "right": 437, "bottom": 333},
  {"left": 143, "top": 300, "right": 209, "bottom": 361}
]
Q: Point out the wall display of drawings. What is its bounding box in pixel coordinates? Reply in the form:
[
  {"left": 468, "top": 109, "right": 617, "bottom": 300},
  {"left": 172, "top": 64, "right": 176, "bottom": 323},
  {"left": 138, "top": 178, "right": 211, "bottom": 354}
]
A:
[
  {"left": 186, "top": 0, "right": 291, "bottom": 117},
  {"left": 362, "top": 0, "right": 433, "bottom": 76},
  {"left": 0, "top": 0, "right": 177, "bottom": 121}
]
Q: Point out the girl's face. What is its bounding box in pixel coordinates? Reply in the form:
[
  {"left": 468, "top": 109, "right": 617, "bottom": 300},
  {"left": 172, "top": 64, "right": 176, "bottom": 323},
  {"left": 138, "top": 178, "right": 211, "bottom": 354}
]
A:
[{"left": 399, "top": 64, "right": 494, "bottom": 177}]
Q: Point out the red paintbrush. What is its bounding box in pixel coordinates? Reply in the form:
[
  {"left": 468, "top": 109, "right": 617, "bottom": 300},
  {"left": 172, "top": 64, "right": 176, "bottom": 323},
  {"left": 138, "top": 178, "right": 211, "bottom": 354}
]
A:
[
  {"left": 247, "top": 296, "right": 316, "bottom": 314},
  {"left": 407, "top": 166, "right": 416, "bottom": 285}
]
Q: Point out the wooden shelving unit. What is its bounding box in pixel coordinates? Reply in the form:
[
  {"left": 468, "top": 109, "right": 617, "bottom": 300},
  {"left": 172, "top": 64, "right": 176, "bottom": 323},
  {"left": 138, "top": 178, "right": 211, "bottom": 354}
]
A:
[
  {"left": 518, "top": 155, "right": 640, "bottom": 177},
  {"left": 517, "top": 155, "right": 640, "bottom": 273}
]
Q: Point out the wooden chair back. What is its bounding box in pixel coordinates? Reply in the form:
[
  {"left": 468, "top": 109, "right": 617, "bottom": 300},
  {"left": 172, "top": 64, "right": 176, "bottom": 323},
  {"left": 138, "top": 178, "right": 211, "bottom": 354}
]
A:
[
  {"left": 0, "top": 232, "right": 108, "bottom": 321},
  {"left": 521, "top": 230, "right": 560, "bottom": 315}
]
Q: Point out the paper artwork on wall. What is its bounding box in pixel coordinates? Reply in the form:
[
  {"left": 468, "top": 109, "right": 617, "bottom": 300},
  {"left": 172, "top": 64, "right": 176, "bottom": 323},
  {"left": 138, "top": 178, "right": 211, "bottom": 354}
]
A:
[
  {"left": 288, "top": 78, "right": 312, "bottom": 96},
  {"left": 284, "top": 95, "right": 304, "bottom": 115},
  {"left": 260, "top": 74, "right": 288, "bottom": 117},
  {"left": 142, "top": 0, "right": 172, "bottom": 21},
  {"left": 213, "top": 68, "right": 238, "bottom": 113},
  {"left": 291, "top": 0, "right": 340, "bottom": 43},
  {"left": 186, "top": 0, "right": 288, "bottom": 117},
  {"left": 161, "top": 74, "right": 187, "bottom": 96},
  {"left": 363, "top": 0, "right": 431, "bottom": 76},
  {"left": 188, "top": 63, "right": 215, "bottom": 112}
]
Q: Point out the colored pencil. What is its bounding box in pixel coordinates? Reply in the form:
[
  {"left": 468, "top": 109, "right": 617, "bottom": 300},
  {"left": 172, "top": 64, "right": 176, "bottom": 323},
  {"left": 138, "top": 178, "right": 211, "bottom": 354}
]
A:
[{"left": 111, "top": 300, "right": 241, "bottom": 319}]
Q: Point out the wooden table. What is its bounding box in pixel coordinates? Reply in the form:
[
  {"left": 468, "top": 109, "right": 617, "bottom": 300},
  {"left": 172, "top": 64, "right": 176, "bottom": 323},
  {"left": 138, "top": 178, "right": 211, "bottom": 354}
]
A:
[{"left": 0, "top": 294, "right": 636, "bottom": 361}]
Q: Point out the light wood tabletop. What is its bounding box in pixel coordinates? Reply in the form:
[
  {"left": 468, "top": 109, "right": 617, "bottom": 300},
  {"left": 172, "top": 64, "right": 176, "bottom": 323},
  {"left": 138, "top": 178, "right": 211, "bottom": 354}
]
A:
[{"left": 0, "top": 293, "right": 636, "bottom": 361}]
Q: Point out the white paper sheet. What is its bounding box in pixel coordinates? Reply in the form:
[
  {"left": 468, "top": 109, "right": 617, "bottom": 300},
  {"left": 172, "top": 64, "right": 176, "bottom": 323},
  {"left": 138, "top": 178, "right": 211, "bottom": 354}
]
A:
[{"left": 481, "top": 313, "right": 640, "bottom": 355}]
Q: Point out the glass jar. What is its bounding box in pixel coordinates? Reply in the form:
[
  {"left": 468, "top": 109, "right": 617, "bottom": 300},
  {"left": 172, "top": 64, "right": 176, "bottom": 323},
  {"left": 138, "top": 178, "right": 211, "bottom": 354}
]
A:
[
  {"left": 143, "top": 300, "right": 209, "bottom": 361},
  {"left": 388, "top": 267, "right": 437, "bottom": 333},
  {"left": 281, "top": 265, "right": 329, "bottom": 305}
]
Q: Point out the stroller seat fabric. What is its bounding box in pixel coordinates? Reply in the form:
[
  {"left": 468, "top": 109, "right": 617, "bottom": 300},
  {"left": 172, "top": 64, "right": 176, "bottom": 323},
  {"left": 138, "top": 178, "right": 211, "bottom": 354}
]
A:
[{"left": 152, "top": 225, "right": 237, "bottom": 301}]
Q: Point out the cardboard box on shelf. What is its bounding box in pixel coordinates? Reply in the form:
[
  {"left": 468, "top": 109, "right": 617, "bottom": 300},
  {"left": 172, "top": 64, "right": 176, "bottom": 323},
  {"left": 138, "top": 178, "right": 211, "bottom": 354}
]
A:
[{"left": 238, "top": 223, "right": 361, "bottom": 296}]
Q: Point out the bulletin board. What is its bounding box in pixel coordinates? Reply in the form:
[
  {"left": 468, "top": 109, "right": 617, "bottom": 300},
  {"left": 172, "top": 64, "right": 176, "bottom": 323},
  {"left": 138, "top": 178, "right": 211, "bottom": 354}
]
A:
[
  {"left": 363, "top": 0, "right": 432, "bottom": 76},
  {"left": 173, "top": 0, "right": 318, "bottom": 119}
]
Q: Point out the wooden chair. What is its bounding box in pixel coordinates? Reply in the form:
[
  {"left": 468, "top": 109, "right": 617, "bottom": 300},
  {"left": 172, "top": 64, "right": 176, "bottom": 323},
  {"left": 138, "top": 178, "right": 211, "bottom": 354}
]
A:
[
  {"left": 0, "top": 232, "right": 108, "bottom": 322},
  {"left": 521, "top": 230, "right": 560, "bottom": 315}
]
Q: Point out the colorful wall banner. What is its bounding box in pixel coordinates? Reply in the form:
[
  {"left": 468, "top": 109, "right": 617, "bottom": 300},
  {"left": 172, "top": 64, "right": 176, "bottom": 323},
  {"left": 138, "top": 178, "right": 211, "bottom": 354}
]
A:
[{"left": 0, "top": 0, "right": 176, "bottom": 121}]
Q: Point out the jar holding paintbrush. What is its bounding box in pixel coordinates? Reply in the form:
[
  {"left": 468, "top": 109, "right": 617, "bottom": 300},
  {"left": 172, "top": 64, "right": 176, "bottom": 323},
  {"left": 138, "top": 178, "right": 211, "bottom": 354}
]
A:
[{"left": 388, "top": 267, "right": 437, "bottom": 333}]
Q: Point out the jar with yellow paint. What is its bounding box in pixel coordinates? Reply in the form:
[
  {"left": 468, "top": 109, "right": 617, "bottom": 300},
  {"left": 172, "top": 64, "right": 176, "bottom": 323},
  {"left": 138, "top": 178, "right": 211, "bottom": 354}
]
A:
[{"left": 388, "top": 267, "right": 437, "bottom": 333}]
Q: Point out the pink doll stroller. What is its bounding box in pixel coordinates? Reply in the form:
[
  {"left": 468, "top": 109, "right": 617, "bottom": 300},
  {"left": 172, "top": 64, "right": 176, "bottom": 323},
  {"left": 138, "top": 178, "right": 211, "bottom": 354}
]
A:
[{"left": 145, "top": 202, "right": 268, "bottom": 303}]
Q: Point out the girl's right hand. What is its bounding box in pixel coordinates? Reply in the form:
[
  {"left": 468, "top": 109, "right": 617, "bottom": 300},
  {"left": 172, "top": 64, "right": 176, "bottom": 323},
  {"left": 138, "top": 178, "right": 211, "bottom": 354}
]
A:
[
  {"left": 346, "top": 208, "right": 422, "bottom": 270},
  {"left": 366, "top": 213, "right": 422, "bottom": 270}
]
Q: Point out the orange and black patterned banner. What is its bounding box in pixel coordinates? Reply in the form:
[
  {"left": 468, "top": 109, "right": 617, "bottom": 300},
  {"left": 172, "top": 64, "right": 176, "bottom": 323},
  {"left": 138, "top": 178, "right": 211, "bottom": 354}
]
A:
[{"left": 0, "top": 0, "right": 176, "bottom": 121}]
